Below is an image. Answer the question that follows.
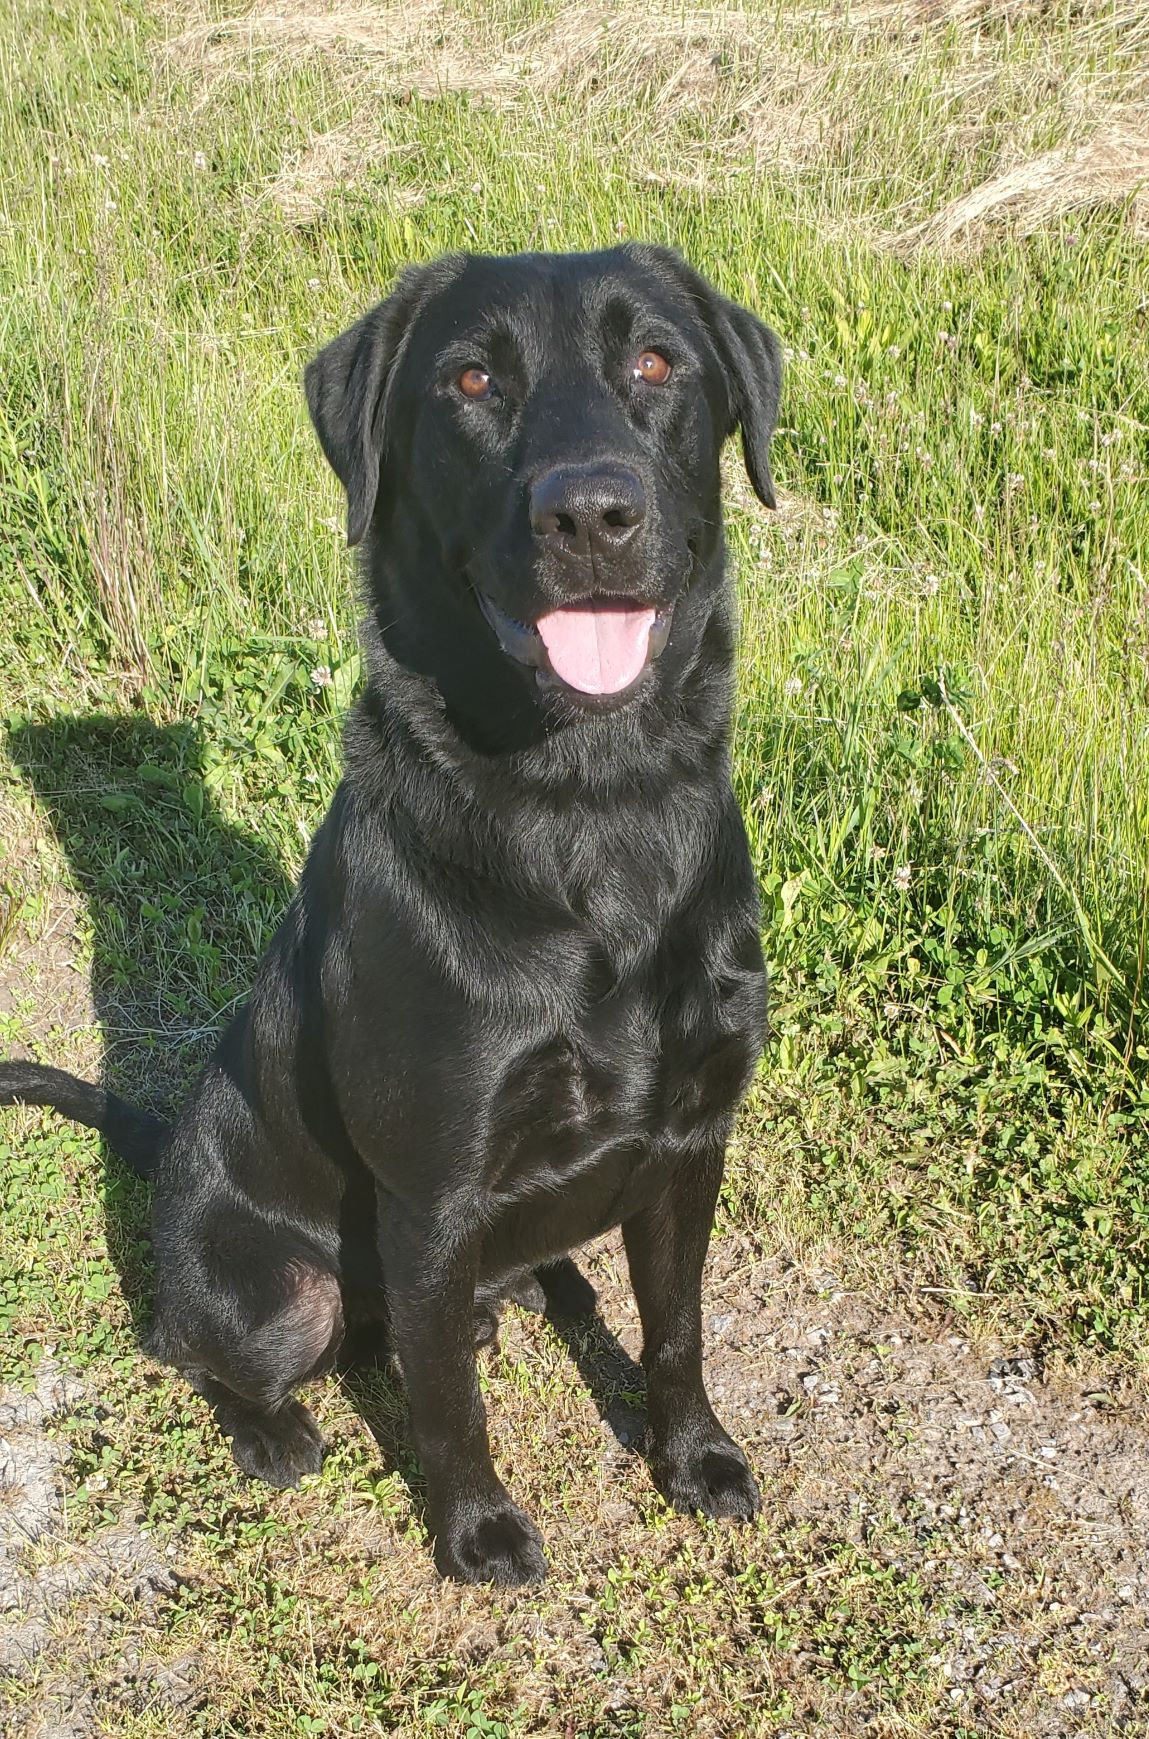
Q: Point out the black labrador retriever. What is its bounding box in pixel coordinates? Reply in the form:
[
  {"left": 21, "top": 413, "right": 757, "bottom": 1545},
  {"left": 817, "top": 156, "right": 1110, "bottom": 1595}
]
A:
[{"left": 0, "top": 244, "right": 782, "bottom": 1585}]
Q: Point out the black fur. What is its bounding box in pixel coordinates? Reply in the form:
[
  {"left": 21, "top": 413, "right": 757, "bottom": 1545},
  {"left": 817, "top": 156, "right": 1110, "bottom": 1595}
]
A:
[{"left": 0, "top": 245, "right": 782, "bottom": 1585}]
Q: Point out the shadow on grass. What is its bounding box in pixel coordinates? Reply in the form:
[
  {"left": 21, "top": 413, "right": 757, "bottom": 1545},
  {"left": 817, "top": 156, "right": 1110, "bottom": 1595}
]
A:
[
  {"left": 543, "top": 1307, "right": 649, "bottom": 1451},
  {"left": 333, "top": 1301, "right": 651, "bottom": 1540},
  {"left": 6, "top": 713, "right": 292, "bottom": 1336}
]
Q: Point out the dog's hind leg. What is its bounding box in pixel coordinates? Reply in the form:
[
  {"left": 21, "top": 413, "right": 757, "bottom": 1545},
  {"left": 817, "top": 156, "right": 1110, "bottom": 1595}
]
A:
[
  {"left": 188, "top": 1378, "right": 328, "bottom": 1488},
  {"left": 155, "top": 1258, "right": 344, "bottom": 1489}
]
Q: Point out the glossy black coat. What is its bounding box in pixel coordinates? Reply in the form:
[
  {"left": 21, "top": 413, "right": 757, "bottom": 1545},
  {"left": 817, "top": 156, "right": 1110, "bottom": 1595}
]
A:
[{"left": 0, "top": 245, "right": 782, "bottom": 1584}]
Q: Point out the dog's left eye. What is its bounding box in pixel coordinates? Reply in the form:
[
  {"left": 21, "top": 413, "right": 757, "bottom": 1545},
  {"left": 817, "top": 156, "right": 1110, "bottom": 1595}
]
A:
[
  {"left": 632, "top": 350, "right": 672, "bottom": 385},
  {"left": 458, "top": 367, "right": 495, "bottom": 401}
]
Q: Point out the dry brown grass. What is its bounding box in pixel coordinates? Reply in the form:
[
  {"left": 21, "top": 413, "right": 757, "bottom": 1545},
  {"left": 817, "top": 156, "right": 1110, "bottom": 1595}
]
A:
[
  {"left": 894, "top": 104, "right": 1149, "bottom": 250},
  {"left": 159, "top": 0, "right": 1148, "bottom": 237},
  {"left": 165, "top": 0, "right": 454, "bottom": 75},
  {"left": 160, "top": 0, "right": 759, "bottom": 106},
  {"left": 162, "top": 1, "right": 772, "bottom": 213},
  {"left": 159, "top": 0, "right": 1095, "bottom": 81},
  {"left": 260, "top": 124, "right": 425, "bottom": 223}
]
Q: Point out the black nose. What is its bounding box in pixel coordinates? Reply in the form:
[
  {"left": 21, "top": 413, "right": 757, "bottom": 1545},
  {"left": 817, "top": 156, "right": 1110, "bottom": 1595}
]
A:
[{"left": 530, "top": 464, "right": 646, "bottom": 558}]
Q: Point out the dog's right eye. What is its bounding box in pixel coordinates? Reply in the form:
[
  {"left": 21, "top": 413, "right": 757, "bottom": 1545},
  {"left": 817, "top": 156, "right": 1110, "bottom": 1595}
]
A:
[{"left": 457, "top": 367, "right": 495, "bottom": 401}]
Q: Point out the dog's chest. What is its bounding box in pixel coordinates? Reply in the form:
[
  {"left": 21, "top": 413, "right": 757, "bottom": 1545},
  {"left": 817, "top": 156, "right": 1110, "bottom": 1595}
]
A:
[{"left": 481, "top": 959, "right": 759, "bottom": 1209}]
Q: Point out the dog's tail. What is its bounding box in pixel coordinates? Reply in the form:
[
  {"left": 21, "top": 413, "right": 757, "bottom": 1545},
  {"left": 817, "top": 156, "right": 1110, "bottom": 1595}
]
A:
[{"left": 0, "top": 1062, "right": 169, "bottom": 1179}]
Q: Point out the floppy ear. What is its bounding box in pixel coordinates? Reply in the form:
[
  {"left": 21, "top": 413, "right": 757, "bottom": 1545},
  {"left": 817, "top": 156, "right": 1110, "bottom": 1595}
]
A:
[
  {"left": 701, "top": 292, "right": 784, "bottom": 510},
  {"left": 304, "top": 264, "right": 435, "bottom": 546},
  {"left": 630, "top": 246, "right": 784, "bottom": 510}
]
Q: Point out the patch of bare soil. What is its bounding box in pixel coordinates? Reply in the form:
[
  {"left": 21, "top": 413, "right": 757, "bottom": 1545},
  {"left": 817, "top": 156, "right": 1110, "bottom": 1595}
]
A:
[
  {"left": 2, "top": 1234, "right": 1145, "bottom": 1732},
  {"left": 0, "top": 890, "right": 93, "bottom": 1061},
  {"left": 565, "top": 1232, "right": 1149, "bottom": 1731},
  {"left": 0, "top": 793, "right": 95, "bottom": 1061},
  {"left": 0, "top": 1363, "right": 198, "bottom": 1737}
]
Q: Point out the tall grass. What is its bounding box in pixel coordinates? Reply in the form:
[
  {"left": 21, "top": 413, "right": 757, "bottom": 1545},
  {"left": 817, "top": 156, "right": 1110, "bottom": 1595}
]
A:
[{"left": 1, "top": 0, "right": 1148, "bottom": 1343}]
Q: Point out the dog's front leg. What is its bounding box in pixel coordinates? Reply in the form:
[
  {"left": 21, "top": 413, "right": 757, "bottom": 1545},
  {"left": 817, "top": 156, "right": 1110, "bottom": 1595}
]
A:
[
  {"left": 622, "top": 1146, "right": 761, "bottom": 1522},
  {"left": 380, "top": 1205, "right": 548, "bottom": 1585}
]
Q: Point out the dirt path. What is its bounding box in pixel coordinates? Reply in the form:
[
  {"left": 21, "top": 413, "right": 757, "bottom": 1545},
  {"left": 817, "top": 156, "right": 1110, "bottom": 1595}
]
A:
[
  {"left": 572, "top": 1234, "right": 1149, "bottom": 1732},
  {"left": 1, "top": 1236, "right": 1146, "bottom": 1735},
  {"left": 0, "top": 1362, "right": 199, "bottom": 1737}
]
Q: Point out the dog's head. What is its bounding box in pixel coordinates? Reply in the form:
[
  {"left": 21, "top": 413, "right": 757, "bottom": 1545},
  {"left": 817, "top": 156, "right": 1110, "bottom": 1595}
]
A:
[{"left": 306, "top": 246, "right": 782, "bottom": 713}]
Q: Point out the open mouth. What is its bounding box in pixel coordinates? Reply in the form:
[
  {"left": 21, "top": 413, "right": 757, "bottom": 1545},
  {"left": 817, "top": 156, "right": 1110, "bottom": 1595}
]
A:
[{"left": 478, "top": 594, "right": 672, "bottom": 697}]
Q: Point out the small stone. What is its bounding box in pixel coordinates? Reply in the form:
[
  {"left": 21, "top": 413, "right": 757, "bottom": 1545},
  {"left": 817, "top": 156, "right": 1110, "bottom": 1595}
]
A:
[{"left": 989, "top": 1355, "right": 1037, "bottom": 1382}]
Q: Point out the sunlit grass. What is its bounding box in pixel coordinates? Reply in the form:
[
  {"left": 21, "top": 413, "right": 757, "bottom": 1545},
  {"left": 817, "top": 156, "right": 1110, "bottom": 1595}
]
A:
[{"left": 1, "top": 2, "right": 1148, "bottom": 1730}]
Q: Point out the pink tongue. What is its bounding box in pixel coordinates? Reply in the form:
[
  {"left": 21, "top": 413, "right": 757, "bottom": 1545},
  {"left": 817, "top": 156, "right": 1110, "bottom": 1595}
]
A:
[{"left": 534, "top": 604, "right": 656, "bottom": 695}]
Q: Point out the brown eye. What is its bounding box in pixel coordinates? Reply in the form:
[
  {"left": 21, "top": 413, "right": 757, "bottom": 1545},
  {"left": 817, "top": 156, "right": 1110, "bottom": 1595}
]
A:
[
  {"left": 458, "top": 367, "right": 493, "bottom": 400},
  {"left": 633, "top": 350, "right": 672, "bottom": 385}
]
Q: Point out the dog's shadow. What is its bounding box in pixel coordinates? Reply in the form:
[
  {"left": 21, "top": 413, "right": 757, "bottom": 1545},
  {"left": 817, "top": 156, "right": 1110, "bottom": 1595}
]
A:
[
  {"left": 543, "top": 1308, "right": 648, "bottom": 1450},
  {"left": 339, "top": 1305, "right": 648, "bottom": 1535},
  {"left": 7, "top": 714, "right": 293, "bottom": 1332},
  {"left": 7, "top": 713, "right": 649, "bottom": 1503}
]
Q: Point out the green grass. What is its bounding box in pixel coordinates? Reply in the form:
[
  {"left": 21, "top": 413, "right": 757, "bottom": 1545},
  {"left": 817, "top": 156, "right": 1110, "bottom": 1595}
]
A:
[{"left": 1, "top": 0, "right": 1148, "bottom": 1732}]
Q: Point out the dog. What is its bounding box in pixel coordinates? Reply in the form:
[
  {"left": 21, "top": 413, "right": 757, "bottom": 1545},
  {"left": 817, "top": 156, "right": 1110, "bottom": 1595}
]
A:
[{"left": 0, "top": 244, "right": 782, "bottom": 1585}]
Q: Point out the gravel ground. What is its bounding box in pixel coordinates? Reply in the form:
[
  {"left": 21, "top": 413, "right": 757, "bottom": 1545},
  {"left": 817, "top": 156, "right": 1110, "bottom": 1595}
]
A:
[
  {"left": 0, "top": 1362, "right": 198, "bottom": 1737},
  {"left": 0, "top": 1235, "right": 1146, "bottom": 1736},
  {"left": 566, "top": 1234, "right": 1149, "bottom": 1734}
]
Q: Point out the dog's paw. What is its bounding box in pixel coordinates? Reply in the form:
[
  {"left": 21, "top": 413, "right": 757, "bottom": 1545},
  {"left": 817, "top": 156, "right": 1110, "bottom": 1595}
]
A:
[
  {"left": 228, "top": 1399, "right": 326, "bottom": 1489},
  {"left": 472, "top": 1301, "right": 502, "bottom": 1349},
  {"left": 504, "top": 1273, "right": 548, "bottom": 1315},
  {"left": 435, "top": 1497, "right": 549, "bottom": 1585},
  {"left": 654, "top": 1435, "right": 761, "bottom": 1522},
  {"left": 534, "top": 1256, "right": 597, "bottom": 1318}
]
